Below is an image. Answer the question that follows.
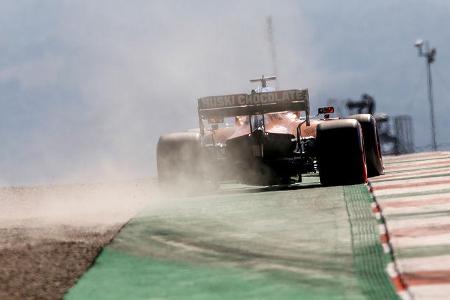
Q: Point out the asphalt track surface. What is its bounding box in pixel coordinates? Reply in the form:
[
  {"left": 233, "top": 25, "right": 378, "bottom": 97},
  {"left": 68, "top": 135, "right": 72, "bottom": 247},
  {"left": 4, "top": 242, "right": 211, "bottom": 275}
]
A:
[{"left": 67, "top": 177, "right": 396, "bottom": 300}]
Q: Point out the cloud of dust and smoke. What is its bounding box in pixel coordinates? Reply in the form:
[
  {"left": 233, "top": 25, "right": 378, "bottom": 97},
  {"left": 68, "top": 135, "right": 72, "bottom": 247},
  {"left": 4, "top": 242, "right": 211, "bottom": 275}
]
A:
[
  {"left": 0, "top": 0, "right": 316, "bottom": 186},
  {"left": 1, "top": 0, "right": 449, "bottom": 186}
]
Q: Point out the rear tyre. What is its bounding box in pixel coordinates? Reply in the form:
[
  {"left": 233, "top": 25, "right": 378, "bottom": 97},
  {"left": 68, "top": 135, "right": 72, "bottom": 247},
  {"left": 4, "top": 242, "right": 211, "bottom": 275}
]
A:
[
  {"left": 316, "top": 119, "right": 367, "bottom": 186},
  {"left": 348, "top": 114, "right": 384, "bottom": 177},
  {"left": 157, "top": 132, "right": 204, "bottom": 188}
]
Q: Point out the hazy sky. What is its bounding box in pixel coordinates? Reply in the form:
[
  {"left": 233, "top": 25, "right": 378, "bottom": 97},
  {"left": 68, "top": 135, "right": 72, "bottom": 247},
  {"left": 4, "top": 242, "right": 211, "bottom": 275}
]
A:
[{"left": 1, "top": 0, "right": 449, "bottom": 185}]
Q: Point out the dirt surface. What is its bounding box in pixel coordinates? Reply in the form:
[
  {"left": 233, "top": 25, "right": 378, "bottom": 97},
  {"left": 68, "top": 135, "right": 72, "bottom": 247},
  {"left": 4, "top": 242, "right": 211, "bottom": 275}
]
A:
[{"left": 0, "top": 181, "right": 151, "bottom": 300}]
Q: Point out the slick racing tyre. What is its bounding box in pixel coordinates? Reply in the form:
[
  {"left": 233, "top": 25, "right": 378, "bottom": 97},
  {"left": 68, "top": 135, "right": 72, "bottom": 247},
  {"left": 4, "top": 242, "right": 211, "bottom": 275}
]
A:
[
  {"left": 348, "top": 114, "right": 384, "bottom": 177},
  {"left": 316, "top": 119, "right": 368, "bottom": 186},
  {"left": 157, "top": 132, "right": 203, "bottom": 185}
]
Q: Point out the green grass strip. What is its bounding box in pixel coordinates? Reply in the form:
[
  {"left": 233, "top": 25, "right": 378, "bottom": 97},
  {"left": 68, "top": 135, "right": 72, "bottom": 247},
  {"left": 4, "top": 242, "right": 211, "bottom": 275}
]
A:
[
  {"left": 67, "top": 184, "right": 397, "bottom": 300},
  {"left": 396, "top": 244, "right": 450, "bottom": 259},
  {"left": 67, "top": 248, "right": 346, "bottom": 300},
  {"left": 343, "top": 185, "right": 398, "bottom": 300},
  {"left": 383, "top": 209, "right": 450, "bottom": 220}
]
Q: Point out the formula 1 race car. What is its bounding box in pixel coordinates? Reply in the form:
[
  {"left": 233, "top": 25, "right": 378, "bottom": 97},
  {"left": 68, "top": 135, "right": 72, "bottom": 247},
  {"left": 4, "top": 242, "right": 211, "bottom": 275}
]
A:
[{"left": 157, "top": 77, "right": 383, "bottom": 186}]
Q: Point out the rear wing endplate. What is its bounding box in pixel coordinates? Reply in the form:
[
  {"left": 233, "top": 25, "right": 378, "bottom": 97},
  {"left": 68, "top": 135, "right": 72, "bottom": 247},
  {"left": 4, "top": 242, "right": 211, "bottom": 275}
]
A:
[{"left": 198, "top": 89, "right": 310, "bottom": 121}]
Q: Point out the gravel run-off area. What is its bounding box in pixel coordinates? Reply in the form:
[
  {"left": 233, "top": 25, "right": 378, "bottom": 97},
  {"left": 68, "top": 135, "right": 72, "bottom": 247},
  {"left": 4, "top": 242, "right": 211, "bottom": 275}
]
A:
[{"left": 0, "top": 180, "right": 152, "bottom": 300}]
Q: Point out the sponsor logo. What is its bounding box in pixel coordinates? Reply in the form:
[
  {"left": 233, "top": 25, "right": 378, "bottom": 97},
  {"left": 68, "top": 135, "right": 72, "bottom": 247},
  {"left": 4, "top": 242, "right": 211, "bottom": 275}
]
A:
[{"left": 199, "top": 90, "right": 307, "bottom": 109}]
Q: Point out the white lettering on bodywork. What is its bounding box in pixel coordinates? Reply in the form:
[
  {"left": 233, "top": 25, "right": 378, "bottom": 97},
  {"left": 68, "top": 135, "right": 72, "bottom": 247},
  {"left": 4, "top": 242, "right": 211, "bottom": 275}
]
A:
[{"left": 199, "top": 90, "right": 307, "bottom": 109}]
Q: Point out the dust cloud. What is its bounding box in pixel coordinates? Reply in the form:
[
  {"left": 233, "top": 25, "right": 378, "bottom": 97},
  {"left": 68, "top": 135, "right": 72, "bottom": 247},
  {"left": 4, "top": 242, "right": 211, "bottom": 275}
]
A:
[
  {"left": 0, "top": 0, "right": 311, "bottom": 186},
  {"left": 1, "top": 0, "right": 449, "bottom": 186},
  {"left": 1, "top": 3, "right": 449, "bottom": 297},
  {"left": 0, "top": 182, "right": 154, "bottom": 228}
]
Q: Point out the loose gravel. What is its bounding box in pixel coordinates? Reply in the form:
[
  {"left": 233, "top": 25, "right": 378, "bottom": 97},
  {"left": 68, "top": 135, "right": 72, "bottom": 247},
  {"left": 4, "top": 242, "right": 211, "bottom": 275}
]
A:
[{"left": 0, "top": 181, "right": 151, "bottom": 300}]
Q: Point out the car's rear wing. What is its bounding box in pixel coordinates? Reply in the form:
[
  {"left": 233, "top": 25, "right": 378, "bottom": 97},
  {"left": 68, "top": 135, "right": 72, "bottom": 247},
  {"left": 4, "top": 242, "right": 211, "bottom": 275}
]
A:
[{"left": 198, "top": 89, "right": 310, "bottom": 122}]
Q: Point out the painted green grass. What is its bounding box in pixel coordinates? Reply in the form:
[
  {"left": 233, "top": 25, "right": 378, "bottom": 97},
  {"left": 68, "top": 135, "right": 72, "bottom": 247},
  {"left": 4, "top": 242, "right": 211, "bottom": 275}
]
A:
[
  {"left": 66, "top": 247, "right": 357, "bottom": 300},
  {"left": 67, "top": 181, "right": 396, "bottom": 300},
  {"left": 344, "top": 185, "right": 398, "bottom": 300}
]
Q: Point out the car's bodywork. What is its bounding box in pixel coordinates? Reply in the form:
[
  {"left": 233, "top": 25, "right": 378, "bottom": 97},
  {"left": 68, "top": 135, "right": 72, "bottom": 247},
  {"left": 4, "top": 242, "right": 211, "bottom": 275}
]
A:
[
  {"left": 157, "top": 80, "right": 383, "bottom": 186},
  {"left": 197, "top": 89, "right": 319, "bottom": 184}
]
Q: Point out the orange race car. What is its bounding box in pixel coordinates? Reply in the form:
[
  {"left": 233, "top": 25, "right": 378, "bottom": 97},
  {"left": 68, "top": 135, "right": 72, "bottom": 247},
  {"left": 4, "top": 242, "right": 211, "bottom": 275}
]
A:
[{"left": 157, "top": 76, "right": 383, "bottom": 186}]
